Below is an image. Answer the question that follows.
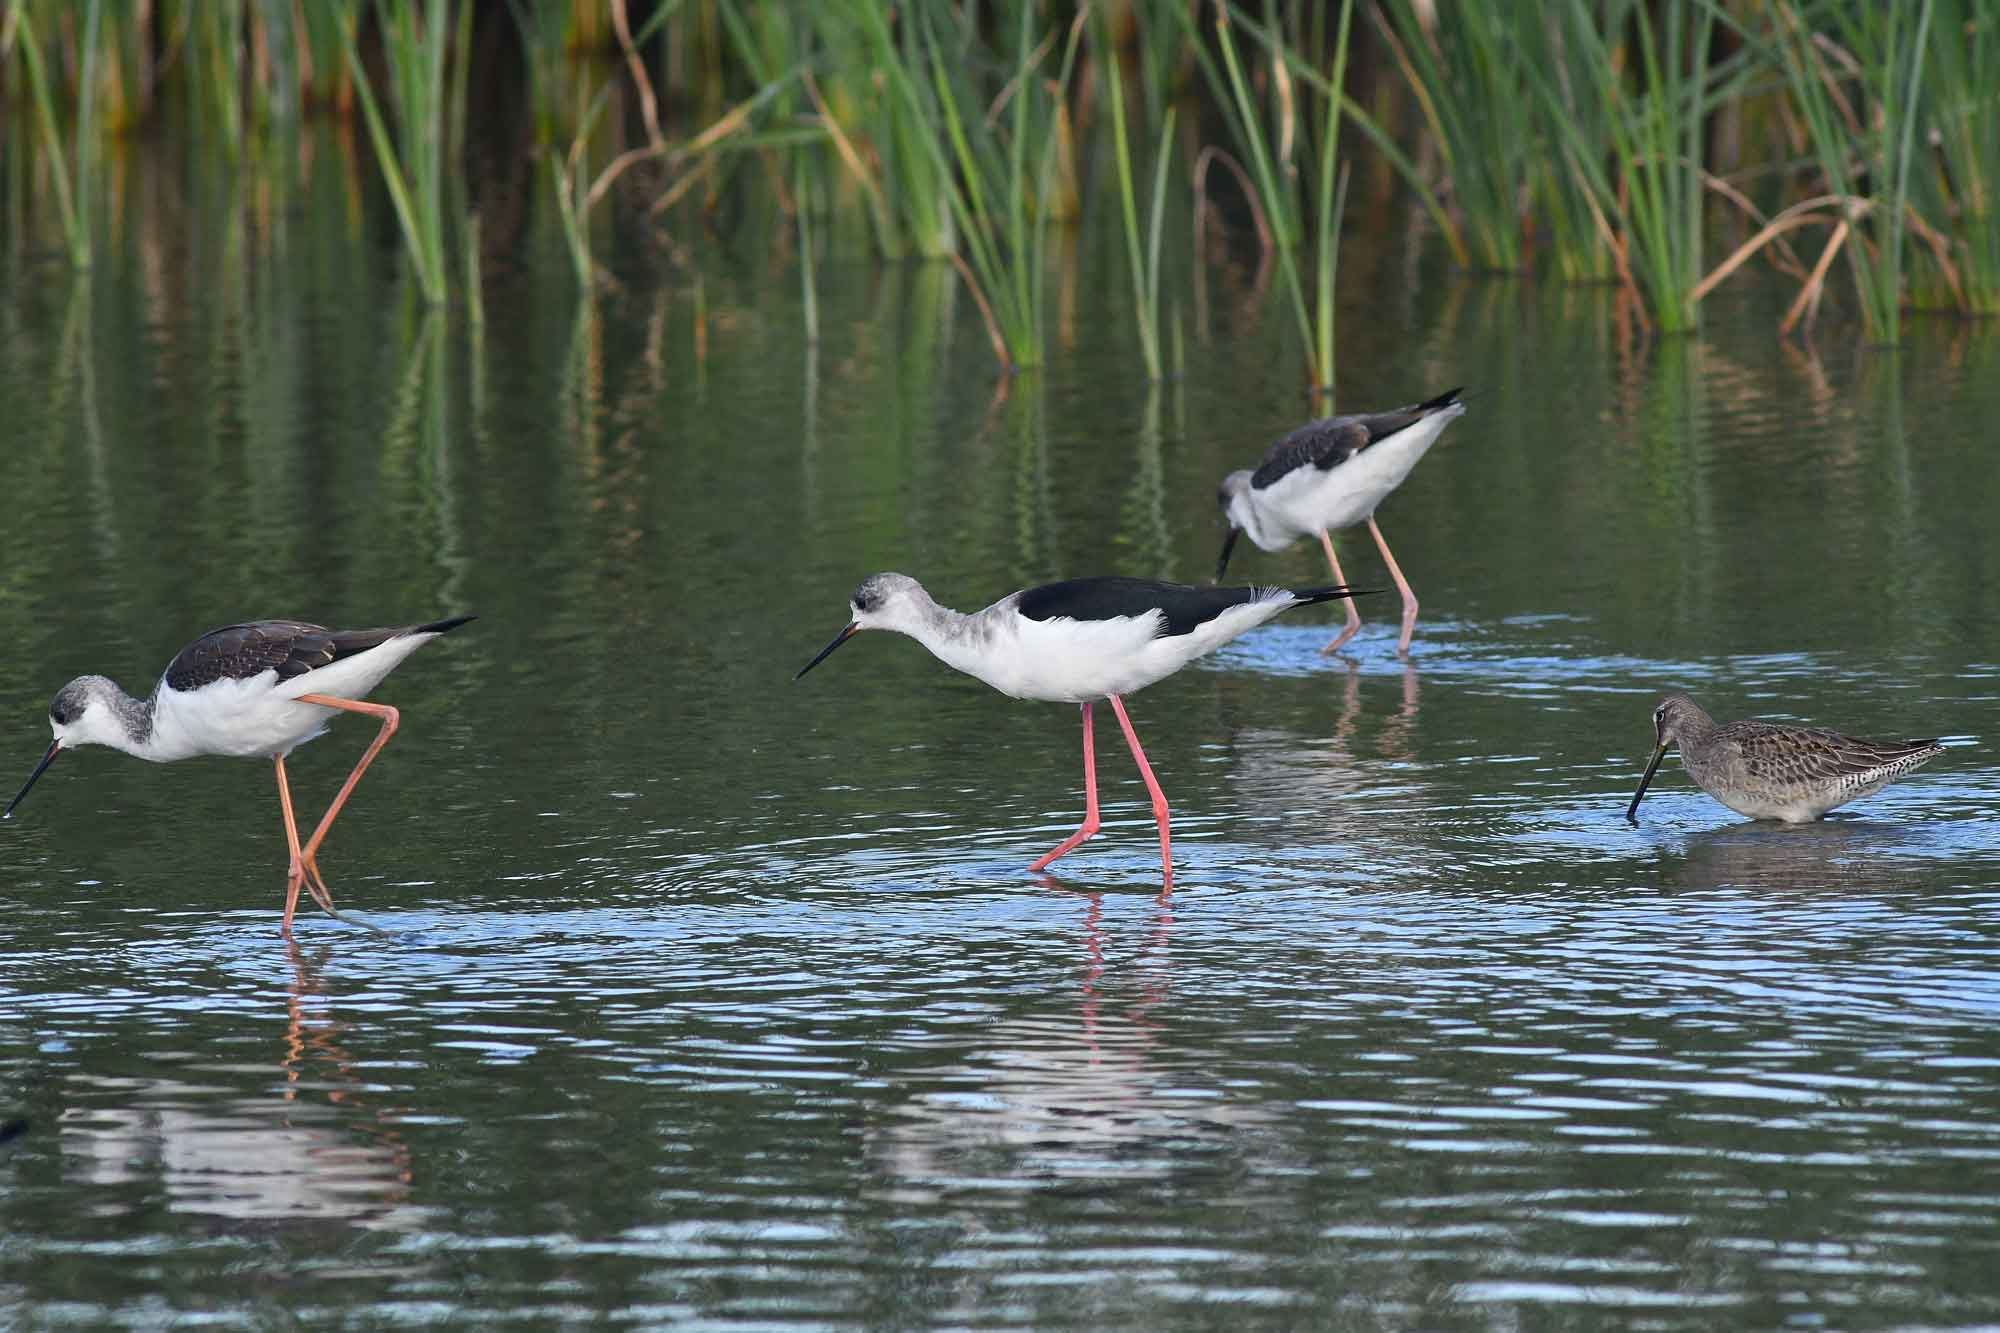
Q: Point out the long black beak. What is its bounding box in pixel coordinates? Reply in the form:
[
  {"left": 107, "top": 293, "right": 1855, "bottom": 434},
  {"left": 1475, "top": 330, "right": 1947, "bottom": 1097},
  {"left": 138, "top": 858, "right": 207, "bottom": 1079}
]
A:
[
  {"left": 1625, "top": 742, "right": 1668, "bottom": 823},
  {"left": 794, "top": 623, "right": 859, "bottom": 681},
  {"left": 5, "top": 740, "right": 62, "bottom": 819},
  {"left": 1214, "top": 526, "right": 1242, "bottom": 583}
]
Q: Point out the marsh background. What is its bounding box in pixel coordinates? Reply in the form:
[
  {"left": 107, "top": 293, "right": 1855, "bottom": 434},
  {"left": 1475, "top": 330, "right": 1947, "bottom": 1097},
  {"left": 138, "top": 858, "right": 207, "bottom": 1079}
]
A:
[{"left": 3, "top": 2, "right": 2000, "bottom": 1326}]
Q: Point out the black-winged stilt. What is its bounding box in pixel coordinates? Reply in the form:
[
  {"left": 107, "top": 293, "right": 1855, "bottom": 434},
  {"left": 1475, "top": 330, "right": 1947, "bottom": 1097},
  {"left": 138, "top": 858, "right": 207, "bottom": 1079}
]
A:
[
  {"left": 1216, "top": 387, "right": 1466, "bottom": 657},
  {"left": 6, "top": 616, "right": 475, "bottom": 931},
  {"left": 1626, "top": 694, "right": 1943, "bottom": 825},
  {"left": 793, "top": 574, "right": 1366, "bottom": 887}
]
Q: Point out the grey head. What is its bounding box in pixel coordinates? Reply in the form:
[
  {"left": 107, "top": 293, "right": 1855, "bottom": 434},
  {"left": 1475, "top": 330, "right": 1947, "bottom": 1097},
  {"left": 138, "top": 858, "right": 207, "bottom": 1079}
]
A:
[
  {"left": 1626, "top": 693, "right": 1714, "bottom": 823},
  {"left": 1650, "top": 694, "right": 1716, "bottom": 751},
  {"left": 5, "top": 675, "right": 144, "bottom": 819},
  {"left": 794, "top": 573, "right": 941, "bottom": 680},
  {"left": 1214, "top": 471, "right": 1256, "bottom": 581}
]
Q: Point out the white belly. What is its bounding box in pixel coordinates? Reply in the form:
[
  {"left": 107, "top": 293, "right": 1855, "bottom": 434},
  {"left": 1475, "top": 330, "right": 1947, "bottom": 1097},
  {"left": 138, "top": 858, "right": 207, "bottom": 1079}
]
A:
[
  {"left": 931, "top": 602, "right": 1298, "bottom": 703},
  {"left": 1248, "top": 409, "right": 1456, "bottom": 548},
  {"left": 143, "top": 632, "right": 437, "bottom": 760}
]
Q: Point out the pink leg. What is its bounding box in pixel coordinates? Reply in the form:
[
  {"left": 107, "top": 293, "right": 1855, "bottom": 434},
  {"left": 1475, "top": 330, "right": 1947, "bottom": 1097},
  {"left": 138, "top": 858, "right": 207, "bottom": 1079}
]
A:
[
  {"left": 1030, "top": 702, "right": 1101, "bottom": 871},
  {"left": 277, "top": 754, "right": 341, "bottom": 929},
  {"left": 290, "top": 694, "right": 401, "bottom": 915},
  {"left": 1317, "top": 529, "right": 1363, "bottom": 655},
  {"left": 275, "top": 756, "right": 309, "bottom": 934},
  {"left": 1106, "top": 694, "right": 1172, "bottom": 890},
  {"left": 1366, "top": 515, "right": 1419, "bottom": 656}
]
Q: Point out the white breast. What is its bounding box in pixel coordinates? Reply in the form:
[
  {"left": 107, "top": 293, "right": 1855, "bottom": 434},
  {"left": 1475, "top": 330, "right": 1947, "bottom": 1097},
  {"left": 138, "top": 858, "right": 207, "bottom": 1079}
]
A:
[
  {"left": 1251, "top": 408, "right": 1459, "bottom": 545},
  {"left": 144, "top": 631, "right": 439, "bottom": 761},
  {"left": 930, "top": 599, "right": 1302, "bottom": 703}
]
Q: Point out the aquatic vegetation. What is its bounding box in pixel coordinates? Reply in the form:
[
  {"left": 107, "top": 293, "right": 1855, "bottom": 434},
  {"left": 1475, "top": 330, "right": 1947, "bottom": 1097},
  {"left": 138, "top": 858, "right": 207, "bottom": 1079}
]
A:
[
  {"left": 1095, "top": 6, "right": 1176, "bottom": 380},
  {"left": 342, "top": 0, "right": 453, "bottom": 303},
  {"left": 1181, "top": 0, "right": 1357, "bottom": 396},
  {"left": 1376, "top": 0, "right": 1534, "bottom": 273},
  {"left": 1920, "top": 0, "right": 2000, "bottom": 315},
  {"left": 5, "top": 0, "right": 1997, "bottom": 347},
  {"left": 1753, "top": 0, "right": 1937, "bottom": 340},
  {"left": 1526, "top": 0, "right": 1722, "bottom": 334},
  {"left": 7, "top": 0, "right": 99, "bottom": 268}
]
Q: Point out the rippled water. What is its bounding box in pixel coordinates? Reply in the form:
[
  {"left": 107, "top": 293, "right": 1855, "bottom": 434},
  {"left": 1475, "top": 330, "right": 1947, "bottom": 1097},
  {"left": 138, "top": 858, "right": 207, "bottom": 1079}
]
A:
[{"left": 4, "top": 145, "right": 2000, "bottom": 1326}]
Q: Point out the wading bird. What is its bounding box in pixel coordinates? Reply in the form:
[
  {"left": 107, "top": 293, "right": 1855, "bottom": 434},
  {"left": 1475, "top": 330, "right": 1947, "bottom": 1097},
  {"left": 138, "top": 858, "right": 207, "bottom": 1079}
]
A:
[
  {"left": 1216, "top": 387, "right": 1466, "bottom": 656},
  {"left": 6, "top": 616, "right": 475, "bottom": 931},
  {"left": 794, "top": 574, "right": 1366, "bottom": 887},
  {"left": 1626, "top": 694, "right": 1943, "bottom": 824}
]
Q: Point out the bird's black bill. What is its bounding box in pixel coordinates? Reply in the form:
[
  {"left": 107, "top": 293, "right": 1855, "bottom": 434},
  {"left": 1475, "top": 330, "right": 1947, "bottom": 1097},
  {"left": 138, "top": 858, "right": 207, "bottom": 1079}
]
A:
[
  {"left": 4, "top": 741, "right": 61, "bottom": 820},
  {"left": 1214, "top": 527, "right": 1242, "bottom": 583},
  {"left": 794, "top": 623, "right": 859, "bottom": 681},
  {"left": 1625, "top": 743, "right": 1668, "bottom": 823}
]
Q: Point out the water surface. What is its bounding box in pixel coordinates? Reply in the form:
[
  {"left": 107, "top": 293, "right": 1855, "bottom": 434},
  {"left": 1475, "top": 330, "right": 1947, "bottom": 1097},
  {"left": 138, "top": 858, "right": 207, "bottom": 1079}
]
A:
[{"left": 4, "top": 140, "right": 2000, "bottom": 1328}]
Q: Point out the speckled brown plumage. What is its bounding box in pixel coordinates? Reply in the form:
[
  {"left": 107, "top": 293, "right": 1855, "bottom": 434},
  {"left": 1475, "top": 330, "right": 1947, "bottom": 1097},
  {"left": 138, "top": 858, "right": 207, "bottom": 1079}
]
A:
[{"left": 1628, "top": 693, "right": 1943, "bottom": 823}]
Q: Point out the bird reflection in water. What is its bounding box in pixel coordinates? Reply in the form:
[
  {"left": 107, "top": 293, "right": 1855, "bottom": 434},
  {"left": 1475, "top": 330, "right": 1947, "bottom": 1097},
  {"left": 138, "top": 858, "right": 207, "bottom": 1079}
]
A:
[
  {"left": 1674, "top": 819, "right": 1937, "bottom": 895},
  {"left": 1225, "top": 660, "right": 1423, "bottom": 843},
  {"left": 868, "top": 885, "right": 1273, "bottom": 1194},
  {"left": 57, "top": 937, "right": 427, "bottom": 1230}
]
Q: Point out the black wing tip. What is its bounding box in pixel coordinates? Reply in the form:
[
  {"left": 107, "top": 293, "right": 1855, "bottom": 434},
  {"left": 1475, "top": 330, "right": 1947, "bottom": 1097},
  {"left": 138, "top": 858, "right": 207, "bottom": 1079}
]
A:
[
  {"left": 1288, "top": 584, "right": 1382, "bottom": 606},
  {"left": 415, "top": 614, "right": 478, "bottom": 637},
  {"left": 1419, "top": 386, "right": 1467, "bottom": 411}
]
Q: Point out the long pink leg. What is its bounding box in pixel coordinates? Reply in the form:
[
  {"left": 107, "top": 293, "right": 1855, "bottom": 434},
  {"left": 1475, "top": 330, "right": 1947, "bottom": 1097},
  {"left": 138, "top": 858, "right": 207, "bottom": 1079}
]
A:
[
  {"left": 1106, "top": 694, "right": 1172, "bottom": 890},
  {"left": 290, "top": 694, "right": 401, "bottom": 907},
  {"left": 1317, "top": 529, "right": 1363, "bottom": 655},
  {"left": 1030, "top": 702, "right": 1100, "bottom": 872},
  {"left": 274, "top": 756, "right": 310, "bottom": 933},
  {"left": 1366, "top": 515, "right": 1420, "bottom": 656}
]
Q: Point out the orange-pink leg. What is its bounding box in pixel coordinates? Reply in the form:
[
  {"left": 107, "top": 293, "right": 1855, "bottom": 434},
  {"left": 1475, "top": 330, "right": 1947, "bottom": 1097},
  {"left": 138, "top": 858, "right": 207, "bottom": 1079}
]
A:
[
  {"left": 1318, "top": 529, "right": 1363, "bottom": 655},
  {"left": 1366, "top": 515, "right": 1420, "bottom": 656},
  {"left": 1106, "top": 694, "right": 1173, "bottom": 891},
  {"left": 274, "top": 756, "right": 317, "bottom": 933},
  {"left": 282, "top": 694, "right": 401, "bottom": 928},
  {"left": 1030, "top": 702, "right": 1101, "bottom": 872}
]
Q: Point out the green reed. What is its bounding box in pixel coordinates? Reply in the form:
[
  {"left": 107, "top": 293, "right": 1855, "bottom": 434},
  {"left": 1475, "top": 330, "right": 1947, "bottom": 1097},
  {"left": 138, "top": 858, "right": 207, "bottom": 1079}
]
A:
[
  {"left": 1524, "top": 0, "right": 1719, "bottom": 333},
  {"left": 1377, "top": 0, "right": 1533, "bottom": 272},
  {"left": 343, "top": 0, "right": 450, "bottom": 302},
  {"left": 1096, "top": 5, "right": 1176, "bottom": 379},
  {"left": 1919, "top": 0, "right": 2000, "bottom": 314},
  {"left": 1751, "top": 0, "right": 1934, "bottom": 340},
  {"left": 8, "top": 0, "right": 98, "bottom": 268},
  {"left": 812, "top": 0, "right": 958, "bottom": 261},
  {"left": 847, "top": 0, "right": 1080, "bottom": 370},
  {"left": 8, "top": 0, "right": 1993, "bottom": 351},
  {"left": 1188, "top": 0, "right": 1356, "bottom": 395},
  {"left": 1512, "top": 9, "right": 1617, "bottom": 283}
]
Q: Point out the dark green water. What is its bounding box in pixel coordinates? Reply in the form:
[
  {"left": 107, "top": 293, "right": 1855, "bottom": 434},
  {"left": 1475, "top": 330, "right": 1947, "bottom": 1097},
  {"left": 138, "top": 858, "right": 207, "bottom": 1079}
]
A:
[{"left": 4, "top": 143, "right": 2000, "bottom": 1328}]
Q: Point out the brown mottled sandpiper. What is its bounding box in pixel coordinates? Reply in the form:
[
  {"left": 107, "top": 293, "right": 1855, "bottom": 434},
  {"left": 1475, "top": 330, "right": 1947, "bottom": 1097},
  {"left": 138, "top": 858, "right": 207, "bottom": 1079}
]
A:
[{"left": 1626, "top": 694, "right": 1943, "bottom": 824}]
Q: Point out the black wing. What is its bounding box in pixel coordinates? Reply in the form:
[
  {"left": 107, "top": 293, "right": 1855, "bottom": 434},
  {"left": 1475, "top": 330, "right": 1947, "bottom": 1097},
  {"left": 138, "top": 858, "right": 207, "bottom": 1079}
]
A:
[
  {"left": 1015, "top": 577, "right": 1351, "bottom": 639},
  {"left": 1250, "top": 386, "right": 1463, "bottom": 490},
  {"left": 160, "top": 620, "right": 448, "bottom": 691}
]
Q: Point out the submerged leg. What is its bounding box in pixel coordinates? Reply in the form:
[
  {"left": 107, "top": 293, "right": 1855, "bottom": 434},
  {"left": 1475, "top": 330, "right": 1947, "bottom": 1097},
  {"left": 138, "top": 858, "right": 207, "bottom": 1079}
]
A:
[
  {"left": 291, "top": 694, "right": 401, "bottom": 900},
  {"left": 1317, "top": 529, "right": 1363, "bottom": 655},
  {"left": 1030, "top": 702, "right": 1101, "bottom": 872},
  {"left": 1106, "top": 694, "right": 1172, "bottom": 890},
  {"left": 1366, "top": 515, "right": 1419, "bottom": 657}
]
